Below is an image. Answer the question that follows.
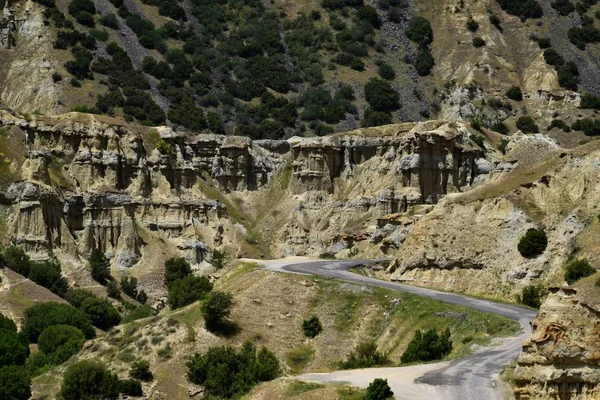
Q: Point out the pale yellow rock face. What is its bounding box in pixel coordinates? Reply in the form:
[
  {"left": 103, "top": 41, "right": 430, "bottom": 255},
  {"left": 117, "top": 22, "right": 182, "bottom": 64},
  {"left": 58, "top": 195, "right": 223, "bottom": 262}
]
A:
[{"left": 514, "top": 287, "right": 600, "bottom": 400}]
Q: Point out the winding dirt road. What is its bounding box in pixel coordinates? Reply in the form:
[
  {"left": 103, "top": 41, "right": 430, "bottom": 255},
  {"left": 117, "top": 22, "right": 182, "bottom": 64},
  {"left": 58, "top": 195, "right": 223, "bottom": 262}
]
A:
[{"left": 260, "top": 258, "right": 536, "bottom": 400}]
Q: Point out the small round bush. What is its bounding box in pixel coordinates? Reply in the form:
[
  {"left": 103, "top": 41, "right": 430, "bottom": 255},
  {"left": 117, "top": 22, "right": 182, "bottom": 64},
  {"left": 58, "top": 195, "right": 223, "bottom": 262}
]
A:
[
  {"left": 118, "top": 379, "right": 143, "bottom": 396},
  {"left": 38, "top": 325, "right": 85, "bottom": 355},
  {"left": 302, "top": 316, "right": 323, "bottom": 338},
  {"left": 518, "top": 228, "right": 548, "bottom": 258},
  {"left": 365, "top": 378, "right": 394, "bottom": 400},
  {"left": 130, "top": 360, "right": 153, "bottom": 381},
  {"left": 565, "top": 259, "right": 596, "bottom": 284},
  {"left": 520, "top": 285, "right": 544, "bottom": 308},
  {"left": 22, "top": 302, "right": 95, "bottom": 342},
  {"left": 472, "top": 37, "right": 486, "bottom": 47},
  {"left": 60, "top": 361, "right": 119, "bottom": 400},
  {"left": 506, "top": 86, "right": 523, "bottom": 101},
  {"left": 516, "top": 116, "right": 539, "bottom": 134}
]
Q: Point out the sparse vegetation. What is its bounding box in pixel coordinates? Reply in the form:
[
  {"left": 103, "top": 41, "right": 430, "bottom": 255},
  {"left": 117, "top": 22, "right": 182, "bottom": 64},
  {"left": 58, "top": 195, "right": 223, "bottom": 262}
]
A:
[
  {"left": 516, "top": 116, "right": 539, "bottom": 134},
  {"left": 89, "top": 249, "right": 111, "bottom": 284}
]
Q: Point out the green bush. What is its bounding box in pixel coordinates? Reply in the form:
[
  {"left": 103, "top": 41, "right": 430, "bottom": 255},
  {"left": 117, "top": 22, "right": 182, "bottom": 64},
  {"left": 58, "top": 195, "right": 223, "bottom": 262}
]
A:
[
  {"left": 364, "top": 378, "right": 394, "bottom": 400},
  {"left": 572, "top": 118, "right": 600, "bottom": 136},
  {"left": 362, "top": 108, "right": 392, "bottom": 127},
  {"left": 186, "top": 342, "right": 281, "bottom": 398},
  {"left": 22, "top": 302, "right": 95, "bottom": 342},
  {"left": 506, "top": 86, "right": 523, "bottom": 101},
  {"left": 519, "top": 285, "right": 544, "bottom": 308},
  {"left": 0, "top": 365, "right": 31, "bottom": 400},
  {"left": 565, "top": 259, "right": 596, "bottom": 284},
  {"left": 201, "top": 290, "right": 233, "bottom": 331},
  {"left": 121, "top": 305, "right": 153, "bottom": 324},
  {"left": 400, "top": 328, "right": 452, "bottom": 363},
  {"left": 3, "top": 246, "right": 31, "bottom": 277},
  {"left": 341, "top": 341, "right": 387, "bottom": 369},
  {"left": 106, "top": 281, "right": 121, "bottom": 299},
  {"left": 516, "top": 116, "right": 539, "bottom": 134},
  {"left": 130, "top": 360, "right": 153, "bottom": 381},
  {"left": 406, "top": 16, "right": 433, "bottom": 46},
  {"left": 537, "top": 38, "right": 551, "bottom": 48},
  {"left": 60, "top": 361, "right": 119, "bottom": 400},
  {"left": 211, "top": 249, "right": 227, "bottom": 269},
  {"left": 496, "top": 0, "right": 543, "bottom": 19},
  {"left": 517, "top": 228, "right": 548, "bottom": 258},
  {"left": 81, "top": 297, "right": 121, "bottom": 330},
  {"left": 492, "top": 121, "right": 509, "bottom": 135},
  {"left": 0, "top": 329, "right": 29, "bottom": 367},
  {"left": 37, "top": 325, "right": 85, "bottom": 365},
  {"left": 164, "top": 257, "right": 191, "bottom": 287},
  {"left": 90, "top": 249, "right": 111, "bottom": 283},
  {"left": 472, "top": 37, "right": 486, "bottom": 47},
  {"left": 466, "top": 18, "right": 479, "bottom": 32},
  {"left": 551, "top": 0, "right": 575, "bottom": 16},
  {"left": 415, "top": 49, "right": 434, "bottom": 76},
  {"left": 168, "top": 276, "right": 213, "bottom": 309},
  {"left": 364, "top": 78, "right": 400, "bottom": 112},
  {"left": 118, "top": 379, "right": 143, "bottom": 396},
  {"left": 0, "top": 313, "right": 16, "bottom": 332},
  {"left": 580, "top": 93, "right": 600, "bottom": 110},
  {"left": 302, "top": 316, "right": 323, "bottom": 338},
  {"left": 377, "top": 61, "right": 396, "bottom": 80}
]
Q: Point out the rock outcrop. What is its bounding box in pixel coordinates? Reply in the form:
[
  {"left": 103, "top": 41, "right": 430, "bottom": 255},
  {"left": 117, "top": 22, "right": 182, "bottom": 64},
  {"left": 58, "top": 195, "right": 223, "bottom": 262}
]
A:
[{"left": 514, "top": 287, "right": 600, "bottom": 400}]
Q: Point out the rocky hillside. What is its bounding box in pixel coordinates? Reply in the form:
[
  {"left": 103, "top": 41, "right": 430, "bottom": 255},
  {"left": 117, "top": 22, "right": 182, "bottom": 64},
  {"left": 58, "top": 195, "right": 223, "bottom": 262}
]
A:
[{"left": 2, "top": 0, "right": 600, "bottom": 142}]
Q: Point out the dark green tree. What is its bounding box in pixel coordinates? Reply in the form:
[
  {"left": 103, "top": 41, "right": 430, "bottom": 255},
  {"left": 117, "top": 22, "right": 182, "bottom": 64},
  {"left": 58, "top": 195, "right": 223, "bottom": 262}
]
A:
[
  {"left": 167, "top": 276, "right": 213, "bottom": 309},
  {"left": 400, "top": 328, "right": 452, "bottom": 363},
  {"left": 22, "top": 302, "right": 95, "bottom": 342},
  {"left": 130, "top": 360, "right": 153, "bottom": 381},
  {"left": 364, "top": 78, "right": 400, "bottom": 112},
  {"left": 3, "top": 246, "right": 31, "bottom": 277},
  {"left": 0, "top": 330, "right": 29, "bottom": 367},
  {"left": 201, "top": 290, "right": 233, "bottom": 331},
  {"left": 341, "top": 341, "right": 387, "bottom": 369},
  {"left": 81, "top": 297, "right": 121, "bottom": 330},
  {"left": 0, "top": 313, "right": 17, "bottom": 332},
  {"left": 0, "top": 365, "right": 31, "bottom": 400},
  {"left": 506, "top": 86, "right": 523, "bottom": 101}
]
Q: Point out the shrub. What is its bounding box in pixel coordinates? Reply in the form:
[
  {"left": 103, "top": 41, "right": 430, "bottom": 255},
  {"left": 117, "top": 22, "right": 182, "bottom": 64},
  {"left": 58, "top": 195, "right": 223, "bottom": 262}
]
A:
[
  {"left": 489, "top": 13, "right": 502, "bottom": 29},
  {"left": 364, "top": 378, "right": 394, "bottom": 400},
  {"left": 499, "top": 138, "right": 510, "bottom": 154},
  {"left": 211, "top": 249, "right": 227, "bottom": 269},
  {"left": 100, "top": 13, "right": 119, "bottom": 29},
  {"left": 121, "top": 305, "right": 153, "bottom": 324},
  {"left": 415, "top": 49, "right": 434, "bottom": 76},
  {"left": 0, "top": 365, "right": 31, "bottom": 400},
  {"left": 0, "top": 329, "right": 29, "bottom": 367},
  {"left": 107, "top": 281, "right": 121, "bottom": 299},
  {"left": 377, "top": 61, "right": 396, "bottom": 80},
  {"left": 364, "top": 78, "right": 400, "bottom": 112},
  {"left": 580, "top": 93, "right": 600, "bottom": 110},
  {"left": 406, "top": 16, "right": 433, "bottom": 46},
  {"left": 167, "top": 276, "right": 213, "bottom": 309},
  {"left": 466, "top": 18, "right": 479, "bottom": 32},
  {"left": 362, "top": 108, "right": 392, "bottom": 127},
  {"left": 118, "top": 379, "right": 143, "bottom": 396},
  {"left": 472, "top": 37, "right": 486, "bottom": 47},
  {"left": 302, "top": 316, "right": 323, "bottom": 338},
  {"left": 38, "top": 325, "right": 85, "bottom": 365},
  {"left": 400, "top": 328, "right": 452, "bottom": 363},
  {"left": 572, "top": 118, "right": 600, "bottom": 136},
  {"left": 516, "top": 116, "right": 539, "bottom": 133},
  {"left": 22, "top": 302, "right": 95, "bottom": 342},
  {"left": 341, "top": 341, "right": 387, "bottom": 369},
  {"left": 543, "top": 49, "right": 564, "bottom": 67},
  {"left": 551, "top": 0, "right": 575, "bottom": 16},
  {"left": 517, "top": 228, "right": 548, "bottom": 258},
  {"left": 90, "top": 249, "right": 111, "bottom": 283},
  {"left": 0, "top": 313, "right": 16, "bottom": 332},
  {"left": 565, "top": 259, "right": 596, "bottom": 284},
  {"left": 164, "top": 257, "right": 191, "bottom": 287},
  {"left": 506, "top": 86, "right": 523, "bottom": 101},
  {"left": 3, "top": 246, "right": 31, "bottom": 276},
  {"left": 519, "top": 285, "right": 544, "bottom": 308},
  {"left": 81, "top": 297, "right": 121, "bottom": 330},
  {"left": 492, "top": 121, "right": 509, "bottom": 135},
  {"left": 60, "top": 361, "right": 119, "bottom": 400},
  {"left": 186, "top": 342, "right": 281, "bottom": 398},
  {"left": 120, "top": 276, "right": 138, "bottom": 298},
  {"left": 537, "top": 38, "right": 551, "bottom": 48},
  {"left": 130, "top": 360, "right": 153, "bottom": 381},
  {"left": 201, "top": 290, "right": 233, "bottom": 331},
  {"left": 38, "top": 324, "right": 84, "bottom": 356},
  {"left": 28, "top": 260, "right": 68, "bottom": 297},
  {"left": 496, "top": 0, "right": 543, "bottom": 19}
]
